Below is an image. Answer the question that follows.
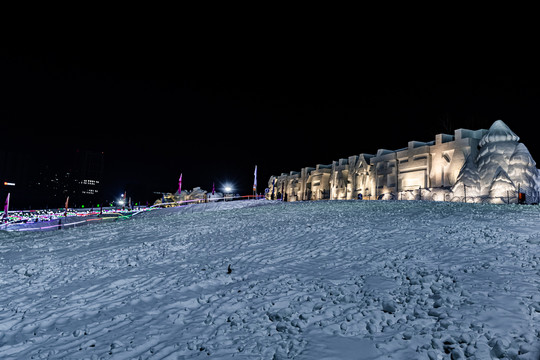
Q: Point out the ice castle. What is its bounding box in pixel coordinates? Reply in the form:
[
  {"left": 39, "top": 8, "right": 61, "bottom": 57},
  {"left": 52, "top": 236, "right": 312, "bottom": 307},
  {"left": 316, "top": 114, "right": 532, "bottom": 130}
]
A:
[{"left": 267, "top": 120, "right": 540, "bottom": 204}]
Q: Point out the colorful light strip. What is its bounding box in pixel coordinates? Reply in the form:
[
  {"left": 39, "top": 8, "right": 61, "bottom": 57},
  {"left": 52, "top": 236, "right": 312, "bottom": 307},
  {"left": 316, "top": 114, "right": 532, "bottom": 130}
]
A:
[
  {"left": 2, "top": 194, "right": 264, "bottom": 232},
  {"left": 1, "top": 207, "right": 155, "bottom": 231}
]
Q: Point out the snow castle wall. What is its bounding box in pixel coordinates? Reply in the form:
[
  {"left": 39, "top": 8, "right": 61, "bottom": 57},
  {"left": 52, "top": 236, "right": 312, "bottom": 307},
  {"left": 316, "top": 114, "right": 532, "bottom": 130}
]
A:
[{"left": 267, "top": 120, "right": 539, "bottom": 204}]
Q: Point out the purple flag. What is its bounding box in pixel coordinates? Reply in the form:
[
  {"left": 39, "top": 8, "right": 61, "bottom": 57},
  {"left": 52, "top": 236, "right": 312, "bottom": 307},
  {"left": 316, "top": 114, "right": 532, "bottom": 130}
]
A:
[
  {"left": 178, "top": 173, "right": 182, "bottom": 194},
  {"left": 212, "top": 182, "right": 215, "bottom": 195},
  {"left": 2, "top": 193, "right": 10, "bottom": 219}
]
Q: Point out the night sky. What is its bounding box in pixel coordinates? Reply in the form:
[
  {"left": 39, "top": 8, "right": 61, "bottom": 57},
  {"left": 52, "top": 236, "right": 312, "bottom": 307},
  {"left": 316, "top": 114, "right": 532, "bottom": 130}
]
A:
[{"left": 2, "top": 46, "right": 539, "bottom": 208}]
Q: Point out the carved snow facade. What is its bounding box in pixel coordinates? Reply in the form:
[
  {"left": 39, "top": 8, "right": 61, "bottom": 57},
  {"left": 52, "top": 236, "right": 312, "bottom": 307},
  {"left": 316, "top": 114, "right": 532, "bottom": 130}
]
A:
[{"left": 267, "top": 120, "right": 539, "bottom": 204}]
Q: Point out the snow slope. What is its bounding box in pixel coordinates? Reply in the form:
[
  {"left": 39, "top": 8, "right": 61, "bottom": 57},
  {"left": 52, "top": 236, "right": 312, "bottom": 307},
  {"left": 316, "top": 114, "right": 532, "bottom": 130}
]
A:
[{"left": 1, "top": 200, "right": 540, "bottom": 359}]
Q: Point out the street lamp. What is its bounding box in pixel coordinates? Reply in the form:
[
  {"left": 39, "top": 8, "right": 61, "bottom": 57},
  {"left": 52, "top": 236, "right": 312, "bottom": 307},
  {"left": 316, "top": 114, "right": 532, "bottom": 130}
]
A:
[{"left": 223, "top": 184, "right": 234, "bottom": 201}]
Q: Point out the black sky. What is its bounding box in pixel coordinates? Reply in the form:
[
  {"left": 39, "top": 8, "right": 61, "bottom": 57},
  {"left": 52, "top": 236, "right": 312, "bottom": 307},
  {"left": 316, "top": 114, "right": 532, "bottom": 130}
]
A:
[{"left": 1, "top": 45, "right": 540, "bottom": 207}]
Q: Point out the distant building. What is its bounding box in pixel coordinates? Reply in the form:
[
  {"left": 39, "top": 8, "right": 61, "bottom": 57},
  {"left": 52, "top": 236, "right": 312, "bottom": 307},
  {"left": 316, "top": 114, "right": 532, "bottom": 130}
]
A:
[
  {"left": 75, "top": 150, "right": 104, "bottom": 204},
  {"left": 268, "top": 120, "right": 539, "bottom": 204},
  {"left": 1, "top": 149, "right": 104, "bottom": 209}
]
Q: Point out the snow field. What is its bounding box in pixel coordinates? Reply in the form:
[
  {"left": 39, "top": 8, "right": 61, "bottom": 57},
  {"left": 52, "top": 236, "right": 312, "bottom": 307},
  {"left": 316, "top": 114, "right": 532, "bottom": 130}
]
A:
[{"left": 1, "top": 200, "right": 540, "bottom": 359}]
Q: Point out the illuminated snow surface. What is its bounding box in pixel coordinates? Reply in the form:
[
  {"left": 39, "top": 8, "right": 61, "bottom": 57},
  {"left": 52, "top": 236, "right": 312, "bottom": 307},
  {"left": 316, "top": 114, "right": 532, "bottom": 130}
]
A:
[{"left": 1, "top": 200, "right": 540, "bottom": 359}]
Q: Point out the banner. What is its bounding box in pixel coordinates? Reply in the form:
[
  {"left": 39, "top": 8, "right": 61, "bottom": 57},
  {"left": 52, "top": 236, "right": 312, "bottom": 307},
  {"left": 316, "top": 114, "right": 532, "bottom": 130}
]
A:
[
  {"left": 64, "top": 196, "right": 69, "bottom": 216},
  {"left": 2, "top": 193, "right": 9, "bottom": 219},
  {"left": 178, "top": 173, "right": 183, "bottom": 194}
]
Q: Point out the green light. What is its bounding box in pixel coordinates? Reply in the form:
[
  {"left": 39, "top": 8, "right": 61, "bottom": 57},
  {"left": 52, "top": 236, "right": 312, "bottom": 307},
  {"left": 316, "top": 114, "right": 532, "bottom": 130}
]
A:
[
  {"left": 97, "top": 204, "right": 100, "bottom": 207},
  {"left": 81, "top": 205, "right": 85, "bottom": 208}
]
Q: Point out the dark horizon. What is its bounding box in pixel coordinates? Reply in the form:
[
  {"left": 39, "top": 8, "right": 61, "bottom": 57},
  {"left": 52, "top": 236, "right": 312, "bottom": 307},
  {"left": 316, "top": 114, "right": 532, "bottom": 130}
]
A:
[{"left": 2, "top": 48, "right": 540, "bottom": 209}]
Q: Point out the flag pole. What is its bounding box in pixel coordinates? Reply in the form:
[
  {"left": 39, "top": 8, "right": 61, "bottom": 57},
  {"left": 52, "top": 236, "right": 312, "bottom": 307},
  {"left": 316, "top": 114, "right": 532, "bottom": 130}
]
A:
[
  {"left": 176, "top": 173, "right": 182, "bottom": 205},
  {"left": 253, "top": 165, "right": 258, "bottom": 200},
  {"left": 64, "top": 196, "right": 69, "bottom": 217}
]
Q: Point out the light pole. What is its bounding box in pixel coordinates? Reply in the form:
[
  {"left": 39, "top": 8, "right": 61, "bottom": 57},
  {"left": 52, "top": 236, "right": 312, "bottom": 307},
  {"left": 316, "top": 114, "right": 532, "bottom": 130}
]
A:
[{"left": 224, "top": 186, "right": 232, "bottom": 201}]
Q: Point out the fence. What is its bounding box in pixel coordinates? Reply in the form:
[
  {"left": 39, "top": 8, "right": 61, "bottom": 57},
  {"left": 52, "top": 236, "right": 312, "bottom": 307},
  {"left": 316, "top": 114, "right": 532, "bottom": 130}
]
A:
[
  {"left": 367, "top": 188, "right": 533, "bottom": 205},
  {"left": 270, "top": 187, "right": 537, "bottom": 205}
]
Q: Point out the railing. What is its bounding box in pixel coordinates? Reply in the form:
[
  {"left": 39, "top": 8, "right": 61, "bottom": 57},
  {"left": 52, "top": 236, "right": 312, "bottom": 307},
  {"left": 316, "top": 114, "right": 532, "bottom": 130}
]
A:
[{"left": 267, "top": 187, "right": 536, "bottom": 205}]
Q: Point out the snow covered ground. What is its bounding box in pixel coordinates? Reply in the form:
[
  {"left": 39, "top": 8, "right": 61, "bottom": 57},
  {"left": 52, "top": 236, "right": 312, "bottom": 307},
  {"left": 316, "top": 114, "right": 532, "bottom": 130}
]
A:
[{"left": 1, "top": 200, "right": 539, "bottom": 359}]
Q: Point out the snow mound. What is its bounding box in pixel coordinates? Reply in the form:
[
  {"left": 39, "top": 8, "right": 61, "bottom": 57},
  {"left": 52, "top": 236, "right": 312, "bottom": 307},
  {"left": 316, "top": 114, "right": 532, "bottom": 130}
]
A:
[
  {"left": 146, "top": 199, "right": 278, "bottom": 216},
  {"left": 1, "top": 201, "right": 540, "bottom": 359}
]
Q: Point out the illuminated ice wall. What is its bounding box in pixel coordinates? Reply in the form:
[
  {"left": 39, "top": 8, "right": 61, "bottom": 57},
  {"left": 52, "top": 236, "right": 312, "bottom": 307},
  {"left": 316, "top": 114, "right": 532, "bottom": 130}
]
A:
[{"left": 267, "top": 120, "right": 539, "bottom": 204}]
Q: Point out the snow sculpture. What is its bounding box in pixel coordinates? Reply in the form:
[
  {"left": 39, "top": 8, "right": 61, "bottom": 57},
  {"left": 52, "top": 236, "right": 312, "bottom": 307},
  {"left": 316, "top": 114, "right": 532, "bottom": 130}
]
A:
[
  {"left": 154, "top": 187, "right": 210, "bottom": 205},
  {"left": 452, "top": 153, "right": 481, "bottom": 200},
  {"left": 508, "top": 143, "right": 540, "bottom": 202},
  {"left": 478, "top": 120, "right": 520, "bottom": 147},
  {"left": 330, "top": 159, "right": 349, "bottom": 200},
  {"left": 268, "top": 119, "right": 539, "bottom": 204},
  {"left": 453, "top": 120, "right": 539, "bottom": 203},
  {"left": 488, "top": 168, "right": 516, "bottom": 204}
]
